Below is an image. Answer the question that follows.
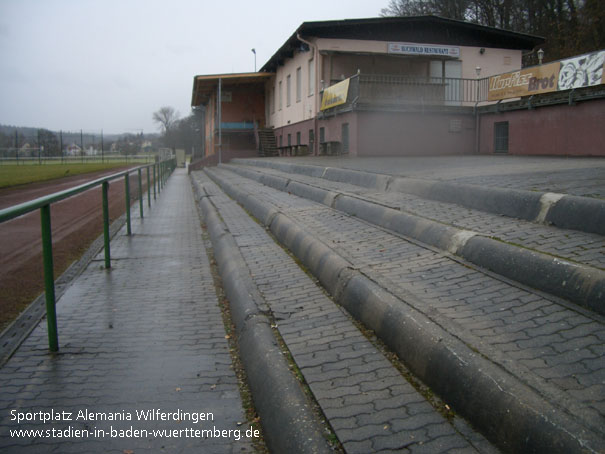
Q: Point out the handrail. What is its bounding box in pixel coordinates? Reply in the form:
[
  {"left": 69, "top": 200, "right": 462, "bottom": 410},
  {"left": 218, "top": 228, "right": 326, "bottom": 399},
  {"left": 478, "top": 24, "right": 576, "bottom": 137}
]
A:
[{"left": 0, "top": 158, "right": 177, "bottom": 352}]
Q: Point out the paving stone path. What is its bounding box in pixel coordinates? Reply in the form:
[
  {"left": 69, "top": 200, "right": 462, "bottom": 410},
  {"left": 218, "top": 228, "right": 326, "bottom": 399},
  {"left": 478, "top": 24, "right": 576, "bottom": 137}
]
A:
[
  {"left": 225, "top": 162, "right": 605, "bottom": 269},
  {"left": 267, "top": 156, "right": 605, "bottom": 198},
  {"left": 0, "top": 169, "right": 255, "bottom": 454},
  {"left": 194, "top": 171, "right": 498, "bottom": 454},
  {"left": 206, "top": 165, "right": 605, "bottom": 441}
]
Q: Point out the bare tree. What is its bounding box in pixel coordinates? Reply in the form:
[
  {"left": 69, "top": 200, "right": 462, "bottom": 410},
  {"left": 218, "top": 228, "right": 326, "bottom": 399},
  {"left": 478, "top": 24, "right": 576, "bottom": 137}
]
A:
[
  {"left": 152, "top": 106, "right": 180, "bottom": 152},
  {"left": 152, "top": 106, "right": 180, "bottom": 133}
]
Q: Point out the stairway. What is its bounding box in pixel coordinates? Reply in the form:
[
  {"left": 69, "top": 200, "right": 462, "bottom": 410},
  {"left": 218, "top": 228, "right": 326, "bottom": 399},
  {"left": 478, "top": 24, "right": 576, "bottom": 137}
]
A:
[{"left": 257, "top": 128, "right": 278, "bottom": 157}]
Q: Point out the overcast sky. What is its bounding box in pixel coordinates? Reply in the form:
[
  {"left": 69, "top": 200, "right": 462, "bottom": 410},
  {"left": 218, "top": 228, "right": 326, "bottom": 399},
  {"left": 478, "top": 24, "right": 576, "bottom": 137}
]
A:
[{"left": 0, "top": 0, "right": 382, "bottom": 135}]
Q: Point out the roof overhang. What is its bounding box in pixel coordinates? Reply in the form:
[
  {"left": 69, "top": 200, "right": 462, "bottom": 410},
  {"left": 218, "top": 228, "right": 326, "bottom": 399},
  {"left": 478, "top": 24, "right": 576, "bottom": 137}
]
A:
[
  {"left": 261, "top": 16, "right": 545, "bottom": 72},
  {"left": 191, "top": 72, "right": 274, "bottom": 107}
]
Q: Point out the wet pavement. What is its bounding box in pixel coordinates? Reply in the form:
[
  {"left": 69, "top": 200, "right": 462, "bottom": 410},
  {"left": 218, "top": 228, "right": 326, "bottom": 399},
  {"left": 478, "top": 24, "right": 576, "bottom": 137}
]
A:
[
  {"left": 1, "top": 155, "right": 604, "bottom": 454},
  {"left": 0, "top": 169, "right": 256, "bottom": 453}
]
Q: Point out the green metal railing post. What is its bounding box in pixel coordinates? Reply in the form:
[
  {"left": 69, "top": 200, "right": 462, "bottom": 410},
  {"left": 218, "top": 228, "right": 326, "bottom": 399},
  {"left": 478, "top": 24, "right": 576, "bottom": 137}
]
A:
[
  {"left": 0, "top": 162, "right": 174, "bottom": 354},
  {"left": 153, "top": 164, "right": 157, "bottom": 200},
  {"left": 40, "top": 204, "right": 59, "bottom": 352},
  {"left": 146, "top": 166, "right": 151, "bottom": 208},
  {"left": 138, "top": 168, "right": 143, "bottom": 219},
  {"left": 158, "top": 163, "right": 162, "bottom": 194},
  {"left": 124, "top": 173, "right": 131, "bottom": 235},
  {"left": 102, "top": 181, "right": 111, "bottom": 269}
]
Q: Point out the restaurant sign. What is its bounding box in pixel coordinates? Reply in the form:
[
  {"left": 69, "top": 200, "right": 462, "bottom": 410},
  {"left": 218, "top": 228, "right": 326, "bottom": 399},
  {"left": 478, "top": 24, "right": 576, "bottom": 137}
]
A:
[
  {"left": 488, "top": 50, "right": 605, "bottom": 101},
  {"left": 388, "top": 42, "right": 460, "bottom": 58}
]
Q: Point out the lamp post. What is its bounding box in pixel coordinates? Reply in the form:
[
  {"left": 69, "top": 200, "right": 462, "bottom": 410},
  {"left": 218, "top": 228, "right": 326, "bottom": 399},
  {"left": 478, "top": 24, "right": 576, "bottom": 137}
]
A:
[
  {"left": 537, "top": 48, "right": 544, "bottom": 65},
  {"left": 251, "top": 48, "right": 256, "bottom": 72}
]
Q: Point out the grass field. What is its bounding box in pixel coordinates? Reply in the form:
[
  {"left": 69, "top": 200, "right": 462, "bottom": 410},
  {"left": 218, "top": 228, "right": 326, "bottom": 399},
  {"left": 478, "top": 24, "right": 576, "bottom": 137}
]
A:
[{"left": 0, "top": 163, "right": 132, "bottom": 188}]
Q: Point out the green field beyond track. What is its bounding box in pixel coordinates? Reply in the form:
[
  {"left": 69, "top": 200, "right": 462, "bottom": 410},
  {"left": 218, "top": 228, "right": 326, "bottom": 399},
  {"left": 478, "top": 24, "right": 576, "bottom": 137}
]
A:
[{"left": 0, "top": 163, "right": 130, "bottom": 188}]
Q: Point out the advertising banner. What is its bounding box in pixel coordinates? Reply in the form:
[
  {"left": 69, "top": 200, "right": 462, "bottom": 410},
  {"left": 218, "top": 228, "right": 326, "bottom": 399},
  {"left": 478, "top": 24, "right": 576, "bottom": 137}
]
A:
[
  {"left": 321, "top": 78, "right": 350, "bottom": 111},
  {"left": 488, "top": 50, "right": 605, "bottom": 101}
]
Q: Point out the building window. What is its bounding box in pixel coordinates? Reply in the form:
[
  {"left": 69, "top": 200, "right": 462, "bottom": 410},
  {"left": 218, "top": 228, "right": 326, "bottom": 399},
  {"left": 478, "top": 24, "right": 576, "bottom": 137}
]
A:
[
  {"left": 279, "top": 135, "right": 283, "bottom": 147},
  {"left": 296, "top": 67, "right": 302, "bottom": 103},
  {"left": 278, "top": 81, "right": 282, "bottom": 111},
  {"left": 494, "top": 122, "right": 509, "bottom": 153},
  {"left": 286, "top": 75, "right": 291, "bottom": 107},
  {"left": 308, "top": 58, "right": 315, "bottom": 96},
  {"left": 341, "top": 123, "right": 349, "bottom": 154},
  {"left": 287, "top": 134, "right": 291, "bottom": 146},
  {"left": 319, "top": 127, "right": 325, "bottom": 143},
  {"left": 296, "top": 131, "right": 301, "bottom": 145}
]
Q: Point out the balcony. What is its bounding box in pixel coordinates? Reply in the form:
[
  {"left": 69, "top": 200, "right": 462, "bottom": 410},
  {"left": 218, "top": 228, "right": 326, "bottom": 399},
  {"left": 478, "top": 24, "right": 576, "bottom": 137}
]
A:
[{"left": 321, "top": 73, "right": 489, "bottom": 114}]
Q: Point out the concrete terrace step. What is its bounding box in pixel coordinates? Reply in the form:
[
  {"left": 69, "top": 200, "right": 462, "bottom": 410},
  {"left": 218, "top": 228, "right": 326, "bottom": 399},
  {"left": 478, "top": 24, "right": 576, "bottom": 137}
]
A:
[
  {"left": 191, "top": 171, "right": 498, "bottom": 454},
  {"left": 222, "top": 161, "right": 605, "bottom": 316},
  {"left": 231, "top": 157, "right": 605, "bottom": 236},
  {"left": 201, "top": 165, "right": 605, "bottom": 454}
]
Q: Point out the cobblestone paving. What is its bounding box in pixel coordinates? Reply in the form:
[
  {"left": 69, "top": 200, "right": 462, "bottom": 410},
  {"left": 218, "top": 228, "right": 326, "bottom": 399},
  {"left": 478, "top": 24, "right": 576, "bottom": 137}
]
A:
[
  {"left": 227, "top": 163, "right": 605, "bottom": 269},
  {"left": 258, "top": 156, "right": 605, "bottom": 198},
  {"left": 0, "top": 170, "right": 254, "bottom": 454},
  {"left": 450, "top": 167, "right": 605, "bottom": 199},
  {"left": 194, "top": 171, "right": 497, "bottom": 454},
  {"left": 209, "top": 167, "right": 605, "bottom": 438}
]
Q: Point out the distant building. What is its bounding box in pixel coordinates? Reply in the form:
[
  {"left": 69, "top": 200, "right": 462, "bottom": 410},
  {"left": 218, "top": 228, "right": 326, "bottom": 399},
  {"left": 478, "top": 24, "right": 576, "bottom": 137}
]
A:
[
  {"left": 65, "top": 143, "right": 81, "bottom": 156},
  {"left": 18, "top": 143, "right": 35, "bottom": 157}
]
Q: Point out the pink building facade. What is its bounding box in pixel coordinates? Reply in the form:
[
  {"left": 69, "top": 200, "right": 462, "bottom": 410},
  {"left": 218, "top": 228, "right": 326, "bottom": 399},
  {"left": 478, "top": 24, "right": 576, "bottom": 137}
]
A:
[{"left": 191, "top": 16, "right": 605, "bottom": 160}]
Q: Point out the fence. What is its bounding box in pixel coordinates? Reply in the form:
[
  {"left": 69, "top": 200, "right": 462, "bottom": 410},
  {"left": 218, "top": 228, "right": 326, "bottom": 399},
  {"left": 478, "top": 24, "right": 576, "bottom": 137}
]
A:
[
  {"left": 334, "top": 73, "right": 490, "bottom": 110},
  {"left": 0, "top": 158, "right": 177, "bottom": 352},
  {"left": 0, "top": 153, "right": 155, "bottom": 165}
]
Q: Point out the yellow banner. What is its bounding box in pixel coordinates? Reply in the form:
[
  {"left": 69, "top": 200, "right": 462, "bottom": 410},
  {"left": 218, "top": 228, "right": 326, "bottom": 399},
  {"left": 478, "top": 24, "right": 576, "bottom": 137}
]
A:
[
  {"left": 488, "top": 50, "right": 605, "bottom": 101},
  {"left": 321, "top": 78, "right": 350, "bottom": 111}
]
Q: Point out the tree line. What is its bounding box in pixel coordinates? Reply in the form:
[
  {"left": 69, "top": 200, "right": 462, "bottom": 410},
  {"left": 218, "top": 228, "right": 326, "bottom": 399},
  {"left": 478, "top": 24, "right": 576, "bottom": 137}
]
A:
[
  {"left": 0, "top": 128, "right": 159, "bottom": 157},
  {"left": 381, "top": 0, "right": 605, "bottom": 63}
]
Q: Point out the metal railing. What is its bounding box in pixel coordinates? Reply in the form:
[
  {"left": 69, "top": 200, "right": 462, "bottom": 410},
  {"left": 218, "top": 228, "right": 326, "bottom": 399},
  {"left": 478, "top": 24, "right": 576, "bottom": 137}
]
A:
[
  {"left": 336, "top": 73, "right": 490, "bottom": 110},
  {"left": 0, "top": 158, "right": 177, "bottom": 352},
  {"left": 0, "top": 154, "right": 156, "bottom": 165}
]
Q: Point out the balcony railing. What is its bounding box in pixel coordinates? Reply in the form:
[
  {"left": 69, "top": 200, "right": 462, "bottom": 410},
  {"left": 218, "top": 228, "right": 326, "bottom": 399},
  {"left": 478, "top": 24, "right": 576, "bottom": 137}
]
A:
[{"left": 325, "top": 73, "right": 490, "bottom": 112}]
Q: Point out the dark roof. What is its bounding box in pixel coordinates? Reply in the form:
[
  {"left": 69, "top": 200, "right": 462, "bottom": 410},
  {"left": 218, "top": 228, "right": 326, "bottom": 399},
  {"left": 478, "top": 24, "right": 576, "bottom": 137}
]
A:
[
  {"left": 191, "top": 72, "right": 273, "bottom": 106},
  {"left": 260, "top": 16, "right": 545, "bottom": 72}
]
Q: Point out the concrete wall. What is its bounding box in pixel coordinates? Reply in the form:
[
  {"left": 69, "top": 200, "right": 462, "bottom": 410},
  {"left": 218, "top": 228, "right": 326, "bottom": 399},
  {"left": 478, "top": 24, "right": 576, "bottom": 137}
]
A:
[
  {"left": 272, "top": 97, "right": 605, "bottom": 158},
  {"left": 355, "top": 110, "right": 475, "bottom": 156},
  {"left": 479, "top": 98, "right": 605, "bottom": 156},
  {"left": 274, "top": 118, "right": 315, "bottom": 149},
  {"left": 317, "top": 112, "right": 359, "bottom": 155},
  {"left": 459, "top": 46, "right": 520, "bottom": 79}
]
